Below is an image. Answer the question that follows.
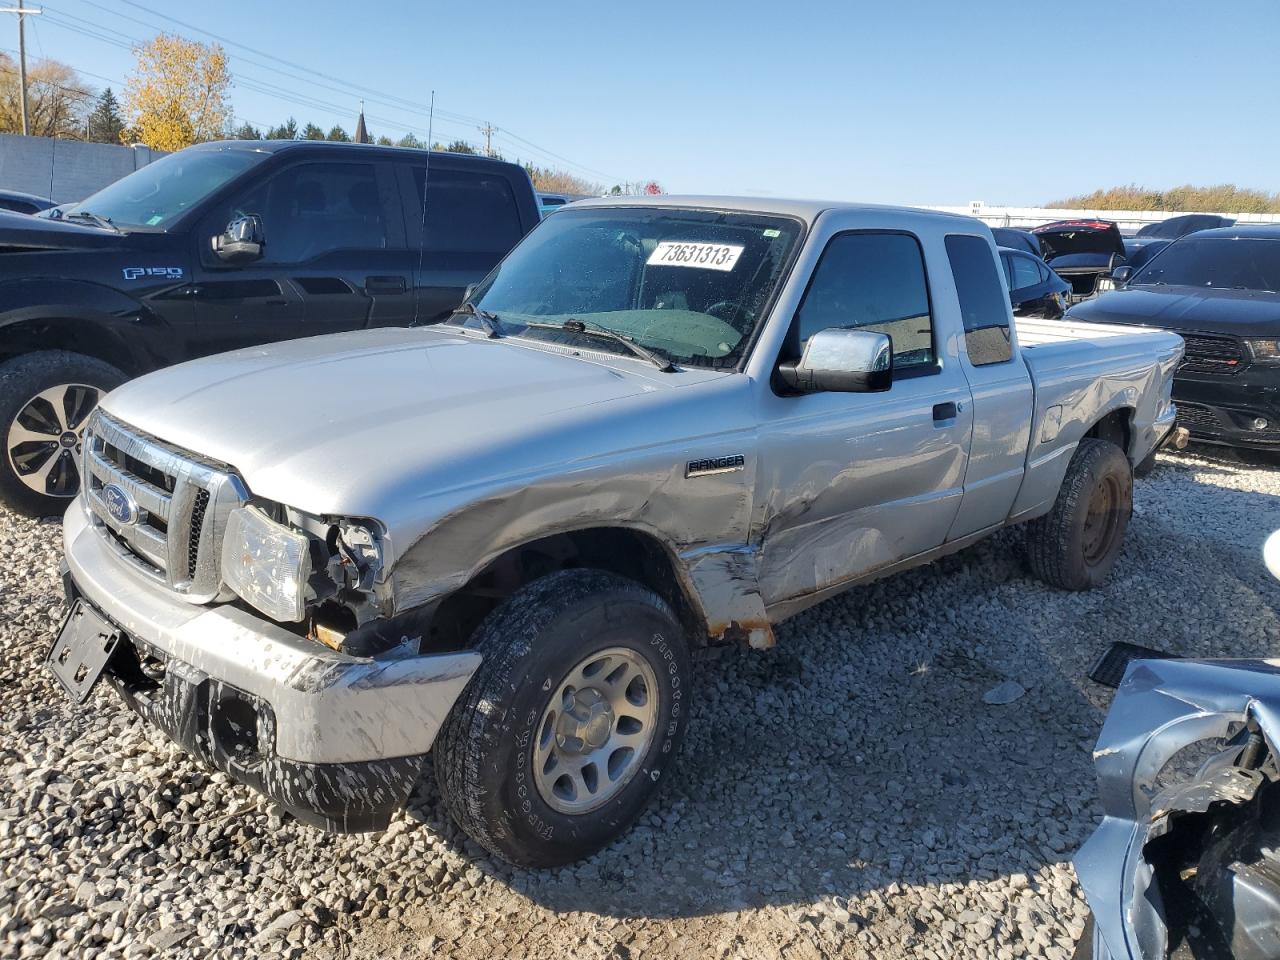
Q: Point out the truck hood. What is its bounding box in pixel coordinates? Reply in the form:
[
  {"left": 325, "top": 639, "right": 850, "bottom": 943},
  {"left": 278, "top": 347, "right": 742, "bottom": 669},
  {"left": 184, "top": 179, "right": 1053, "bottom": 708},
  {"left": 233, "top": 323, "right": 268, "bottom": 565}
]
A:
[
  {"left": 1068, "top": 285, "right": 1280, "bottom": 338},
  {"left": 0, "top": 209, "right": 126, "bottom": 251},
  {"left": 100, "top": 326, "right": 719, "bottom": 520}
]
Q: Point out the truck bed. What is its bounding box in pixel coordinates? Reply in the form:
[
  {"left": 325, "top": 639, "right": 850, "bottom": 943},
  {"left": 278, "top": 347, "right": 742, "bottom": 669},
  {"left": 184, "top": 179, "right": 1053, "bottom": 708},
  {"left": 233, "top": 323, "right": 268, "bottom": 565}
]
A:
[
  {"left": 1015, "top": 316, "right": 1166, "bottom": 348},
  {"left": 1008, "top": 316, "right": 1184, "bottom": 522}
]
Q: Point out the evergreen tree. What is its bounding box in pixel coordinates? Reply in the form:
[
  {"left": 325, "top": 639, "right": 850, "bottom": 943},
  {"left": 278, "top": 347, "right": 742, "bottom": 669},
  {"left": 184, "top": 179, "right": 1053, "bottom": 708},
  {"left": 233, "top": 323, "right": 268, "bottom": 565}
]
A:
[
  {"left": 86, "top": 87, "right": 125, "bottom": 143},
  {"left": 326, "top": 125, "right": 351, "bottom": 142},
  {"left": 265, "top": 118, "right": 298, "bottom": 140},
  {"left": 397, "top": 132, "right": 423, "bottom": 149},
  {"left": 302, "top": 122, "right": 326, "bottom": 140},
  {"left": 233, "top": 121, "right": 261, "bottom": 140}
]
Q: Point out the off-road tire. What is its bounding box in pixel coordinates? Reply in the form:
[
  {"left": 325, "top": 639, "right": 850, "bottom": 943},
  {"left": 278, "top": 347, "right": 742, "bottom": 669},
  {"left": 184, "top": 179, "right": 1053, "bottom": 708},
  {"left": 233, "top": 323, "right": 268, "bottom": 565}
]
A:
[
  {"left": 435, "top": 569, "right": 691, "bottom": 867},
  {"left": 0, "top": 351, "right": 125, "bottom": 518},
  {"left": 1026, "top": 437, "right": 1132, "bottom": 591}
]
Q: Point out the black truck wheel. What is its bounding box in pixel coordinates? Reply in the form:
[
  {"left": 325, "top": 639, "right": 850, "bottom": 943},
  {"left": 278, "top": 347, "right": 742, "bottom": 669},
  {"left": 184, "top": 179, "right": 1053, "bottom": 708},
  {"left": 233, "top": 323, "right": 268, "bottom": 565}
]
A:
[
  {"left": 1026, "top": 437, "right": 1132, "bottom": 591},
  {"left": 435, "top": 569, "right": 691, "bottom": 867},
  {"left": 0, "top": 351, "right": 124, "bottom": 518}
]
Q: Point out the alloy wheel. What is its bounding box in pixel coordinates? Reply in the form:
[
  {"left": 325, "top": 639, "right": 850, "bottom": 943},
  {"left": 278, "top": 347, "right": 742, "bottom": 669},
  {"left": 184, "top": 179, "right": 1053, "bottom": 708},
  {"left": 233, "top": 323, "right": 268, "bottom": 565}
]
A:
[{"left": 5, "top": 383, "right": 100, "bottom": 498}]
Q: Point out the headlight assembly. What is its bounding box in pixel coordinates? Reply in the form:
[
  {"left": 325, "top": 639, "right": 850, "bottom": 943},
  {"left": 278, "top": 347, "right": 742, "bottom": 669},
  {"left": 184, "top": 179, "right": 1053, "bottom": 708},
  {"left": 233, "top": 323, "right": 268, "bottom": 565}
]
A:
[
  {"left": 1247, "top": 339, "right": 1280, "bottom": 364},
  {"left": 221, "top": 505, "right": 312, "bottom": 622}
]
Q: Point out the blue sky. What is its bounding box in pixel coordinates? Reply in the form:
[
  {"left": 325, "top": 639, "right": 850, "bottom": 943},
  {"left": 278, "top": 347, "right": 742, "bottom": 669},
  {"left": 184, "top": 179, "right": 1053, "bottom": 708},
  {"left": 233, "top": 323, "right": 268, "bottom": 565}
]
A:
[{"left": 12, "top": 0, "right": 1278, "bottom": 203}]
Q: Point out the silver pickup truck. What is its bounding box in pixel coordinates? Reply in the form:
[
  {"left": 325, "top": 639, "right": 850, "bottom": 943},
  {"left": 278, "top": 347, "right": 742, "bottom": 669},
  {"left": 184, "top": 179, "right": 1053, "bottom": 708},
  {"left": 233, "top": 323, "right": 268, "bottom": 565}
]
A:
[{"left": 50, "top": 197, "right": 1183, "bottom": 867}]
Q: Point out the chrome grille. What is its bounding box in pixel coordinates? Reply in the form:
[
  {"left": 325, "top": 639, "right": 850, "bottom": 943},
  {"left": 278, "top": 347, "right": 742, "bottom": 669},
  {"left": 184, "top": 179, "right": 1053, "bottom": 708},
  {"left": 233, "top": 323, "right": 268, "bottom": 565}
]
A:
[{"left": 82, "top": 411, "right": 246, "bottom": 603}]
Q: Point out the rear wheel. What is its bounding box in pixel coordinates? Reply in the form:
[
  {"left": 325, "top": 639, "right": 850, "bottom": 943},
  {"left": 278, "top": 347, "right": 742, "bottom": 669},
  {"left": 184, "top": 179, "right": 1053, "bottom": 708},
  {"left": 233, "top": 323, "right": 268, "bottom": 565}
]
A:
[
  {"left": 434, "top": 569, "right": 691, "bottom": 867},
  {"left": 0, "top": 351, "right": 125, "bottom": 517},
  {"left": 1026, "top": 438, "right": 1132, "bottom": 591}
]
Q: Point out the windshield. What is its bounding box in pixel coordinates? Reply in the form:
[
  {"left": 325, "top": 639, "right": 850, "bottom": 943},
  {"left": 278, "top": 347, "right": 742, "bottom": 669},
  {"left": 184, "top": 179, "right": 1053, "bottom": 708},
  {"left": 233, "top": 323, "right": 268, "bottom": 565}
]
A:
[
  {"left": 56, "top": 147, "right": 265, "bottom": 229},
  {"left": 1131, "top": 238, "right": 1280, "bottom": 292},
  {"left": 463, "top": 206, "right": 803, "bottom": 367}
]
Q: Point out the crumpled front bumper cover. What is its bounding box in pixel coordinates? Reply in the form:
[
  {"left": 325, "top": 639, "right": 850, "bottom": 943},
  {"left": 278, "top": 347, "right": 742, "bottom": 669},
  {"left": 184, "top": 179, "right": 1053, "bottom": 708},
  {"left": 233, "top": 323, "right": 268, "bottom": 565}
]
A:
[
  {"left": 61, "top": 497, "right": 482, "bottom": 832},
  {"left": 1074, "top": 657, "right": 1280, "bottom": 959}
]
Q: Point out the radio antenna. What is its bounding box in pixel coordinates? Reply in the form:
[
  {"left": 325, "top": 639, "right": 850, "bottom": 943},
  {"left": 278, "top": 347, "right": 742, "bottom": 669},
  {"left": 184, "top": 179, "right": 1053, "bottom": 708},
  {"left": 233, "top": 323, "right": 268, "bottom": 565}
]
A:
[{"left": 412, "top": 90, "right": 435, "bottom": 326}]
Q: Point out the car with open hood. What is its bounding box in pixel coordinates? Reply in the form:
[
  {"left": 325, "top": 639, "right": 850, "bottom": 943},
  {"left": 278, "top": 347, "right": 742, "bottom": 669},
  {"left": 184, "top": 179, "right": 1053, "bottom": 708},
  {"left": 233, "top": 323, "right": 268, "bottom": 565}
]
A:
[
  {"left": 1032, "top": 218, "right": 1127, "bottom": 302},
  {"left": 1068, "top": 226, "right": 1280, "bottom": 449}
]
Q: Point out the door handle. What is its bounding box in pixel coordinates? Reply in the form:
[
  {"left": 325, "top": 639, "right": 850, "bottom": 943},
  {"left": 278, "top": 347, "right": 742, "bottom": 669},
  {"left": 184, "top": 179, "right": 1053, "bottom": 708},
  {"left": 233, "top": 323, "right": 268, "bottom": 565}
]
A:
[
  {"left": 933, "top": 401, "right": 959, "bottom": 422},
  {"left": 365, "top": 275, "right": 407, "bottom": 295}
]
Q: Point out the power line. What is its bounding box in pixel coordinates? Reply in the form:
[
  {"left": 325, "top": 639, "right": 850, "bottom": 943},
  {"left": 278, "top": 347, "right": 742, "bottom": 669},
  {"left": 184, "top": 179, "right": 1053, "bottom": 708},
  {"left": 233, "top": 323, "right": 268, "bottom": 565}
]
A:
[
  {"left": 0, "top": 0, "right": 41, "bottom": 134},
  {"left": 39, "top": 8, "right": 485, "bottom": 146},
  {"left": 54, "top": 0, "right": 628, "bottom": 182}
]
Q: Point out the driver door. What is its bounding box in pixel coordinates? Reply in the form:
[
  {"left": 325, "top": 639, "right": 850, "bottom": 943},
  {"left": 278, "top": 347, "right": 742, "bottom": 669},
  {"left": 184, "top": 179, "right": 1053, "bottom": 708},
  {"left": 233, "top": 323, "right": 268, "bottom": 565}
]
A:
[
  {"left": 755, "top": 229, "right": 973, "bottom": 606},
  {"left": 188, "top": 158, "right": 406, "bottom": 355}
]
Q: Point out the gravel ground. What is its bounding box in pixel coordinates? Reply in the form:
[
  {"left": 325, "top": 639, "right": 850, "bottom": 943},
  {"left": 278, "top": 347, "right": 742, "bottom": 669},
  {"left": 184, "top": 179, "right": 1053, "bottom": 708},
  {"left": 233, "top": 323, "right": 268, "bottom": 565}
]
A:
[{"left": 3, "top": 446, "right": 1279, "bottom": 960}]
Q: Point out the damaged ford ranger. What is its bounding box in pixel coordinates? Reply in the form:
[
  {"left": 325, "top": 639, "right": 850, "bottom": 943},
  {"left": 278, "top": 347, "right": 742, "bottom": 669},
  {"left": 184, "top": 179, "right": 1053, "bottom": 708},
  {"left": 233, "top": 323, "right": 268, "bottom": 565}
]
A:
[{"left": 50, "top": 197, "right": 1184, "bottom": 867}]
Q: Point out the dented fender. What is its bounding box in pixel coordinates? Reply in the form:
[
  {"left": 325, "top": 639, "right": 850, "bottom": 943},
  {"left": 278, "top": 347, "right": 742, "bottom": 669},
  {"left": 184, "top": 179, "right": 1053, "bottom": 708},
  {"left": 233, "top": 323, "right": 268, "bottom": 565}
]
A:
[{"left": 1074, "top": 657, "right": 1280, "bottom": 960}]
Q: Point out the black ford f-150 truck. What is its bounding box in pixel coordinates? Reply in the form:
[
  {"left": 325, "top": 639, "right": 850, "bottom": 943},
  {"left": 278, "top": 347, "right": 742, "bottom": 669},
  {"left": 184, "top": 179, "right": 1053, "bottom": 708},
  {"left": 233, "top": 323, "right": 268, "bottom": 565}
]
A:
[{"left": 0, "top": 139, "right": 541, "bottom": 516}]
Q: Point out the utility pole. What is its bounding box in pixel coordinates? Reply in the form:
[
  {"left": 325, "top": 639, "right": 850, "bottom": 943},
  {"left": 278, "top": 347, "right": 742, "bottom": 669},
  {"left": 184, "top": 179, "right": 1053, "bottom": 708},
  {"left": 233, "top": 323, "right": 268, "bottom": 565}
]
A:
[
  {"left": 0, "top": 0, "right": 41, "bottom": 136},
  {"left": 477, "top": 121, "right": 498, "bottom": 157}
]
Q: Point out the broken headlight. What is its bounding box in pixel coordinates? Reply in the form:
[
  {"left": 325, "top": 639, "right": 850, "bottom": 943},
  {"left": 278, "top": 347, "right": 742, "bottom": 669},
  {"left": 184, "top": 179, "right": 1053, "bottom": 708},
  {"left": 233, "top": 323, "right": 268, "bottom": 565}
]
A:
[{"left": 221, "top": 505, "right": 312, "bottom": 622}]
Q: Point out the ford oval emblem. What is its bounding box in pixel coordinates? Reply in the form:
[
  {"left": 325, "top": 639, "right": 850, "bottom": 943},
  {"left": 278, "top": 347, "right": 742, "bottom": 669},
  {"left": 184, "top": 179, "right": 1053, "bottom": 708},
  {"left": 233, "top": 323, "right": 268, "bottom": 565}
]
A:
[{"left": 102, "top": 483, "right": 139, "bottom": 526}]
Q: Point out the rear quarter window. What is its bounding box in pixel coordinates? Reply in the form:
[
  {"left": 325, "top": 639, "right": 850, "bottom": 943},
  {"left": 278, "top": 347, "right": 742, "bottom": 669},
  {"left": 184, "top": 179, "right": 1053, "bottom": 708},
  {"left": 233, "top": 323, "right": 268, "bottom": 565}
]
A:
[{"left": 946, "top": 234, "right": 1013, "bottom": 366}]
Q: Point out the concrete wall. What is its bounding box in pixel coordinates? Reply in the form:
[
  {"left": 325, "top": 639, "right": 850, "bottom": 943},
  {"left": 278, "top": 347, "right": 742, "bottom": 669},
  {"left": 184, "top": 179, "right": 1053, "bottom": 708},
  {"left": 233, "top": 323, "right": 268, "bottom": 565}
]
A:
[
  {"left": 927, "top": 201, "right": 1280, "bottom": 232},
  {"left": 0, "top": 134, "right": 166, "bottom": 204}
]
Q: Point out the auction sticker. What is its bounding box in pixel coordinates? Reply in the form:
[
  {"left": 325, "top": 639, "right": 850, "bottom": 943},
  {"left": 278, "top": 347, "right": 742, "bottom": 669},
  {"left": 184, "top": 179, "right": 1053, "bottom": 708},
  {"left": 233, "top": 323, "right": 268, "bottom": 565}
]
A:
[{"left": 647, "top": 241, "right": 744, "bottom": 271}]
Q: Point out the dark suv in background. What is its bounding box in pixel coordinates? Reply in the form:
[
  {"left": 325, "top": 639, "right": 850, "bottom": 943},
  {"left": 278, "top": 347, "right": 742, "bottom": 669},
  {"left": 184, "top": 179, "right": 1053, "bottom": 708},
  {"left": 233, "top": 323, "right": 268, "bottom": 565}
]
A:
[
  {"left": 0, "top": 140, "right": 541, "bottom": 516},
  {"left": 1068, "top": 226, "right": 1280, "bottom": 450}
]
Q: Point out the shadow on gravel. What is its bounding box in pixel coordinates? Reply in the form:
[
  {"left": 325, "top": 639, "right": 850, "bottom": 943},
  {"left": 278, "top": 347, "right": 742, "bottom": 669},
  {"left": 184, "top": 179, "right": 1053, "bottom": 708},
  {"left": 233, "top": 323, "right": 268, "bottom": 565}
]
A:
[
  {"left": 399, "top": 530, "right": 1144, "bottom": 923},
  {"left": 394, "top": 453, "right": 1280, "bottom": 935}
]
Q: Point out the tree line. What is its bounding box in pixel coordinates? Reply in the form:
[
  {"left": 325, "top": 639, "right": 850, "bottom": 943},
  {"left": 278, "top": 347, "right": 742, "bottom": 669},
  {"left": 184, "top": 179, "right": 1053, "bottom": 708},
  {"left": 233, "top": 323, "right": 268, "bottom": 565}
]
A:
[
  {"left": 1049, "top": 184, "right": 1280, "bottom": 214},
  {"left": 0, "top": 35, "right": 621, "bottom": 195}
]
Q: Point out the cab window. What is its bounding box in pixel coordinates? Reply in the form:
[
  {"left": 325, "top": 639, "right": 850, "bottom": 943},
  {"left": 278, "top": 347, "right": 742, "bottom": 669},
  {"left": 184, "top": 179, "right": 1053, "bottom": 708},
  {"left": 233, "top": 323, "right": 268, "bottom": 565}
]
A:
[
  {"left": 793, "top": 231, "right": 935, "bottom": 370},
  {"left": 946, "top": 234, "right": 1013, "bottom": 366},
  {"left": 209, "top": 161, "right": 393, "bottom": 264}
]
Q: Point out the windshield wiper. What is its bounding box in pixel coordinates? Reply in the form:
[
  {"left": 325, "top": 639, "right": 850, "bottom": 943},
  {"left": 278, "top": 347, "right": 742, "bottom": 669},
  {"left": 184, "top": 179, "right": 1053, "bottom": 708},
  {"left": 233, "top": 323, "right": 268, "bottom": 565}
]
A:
[
  {"left": 449, "top": 302, "right": 503, "bottom": 338},
  {"left": 556, "top": 318, "right": 676, "bottom": 372},
  {"left": 65, "top": 210, "right": 121, "bottom": 233}
]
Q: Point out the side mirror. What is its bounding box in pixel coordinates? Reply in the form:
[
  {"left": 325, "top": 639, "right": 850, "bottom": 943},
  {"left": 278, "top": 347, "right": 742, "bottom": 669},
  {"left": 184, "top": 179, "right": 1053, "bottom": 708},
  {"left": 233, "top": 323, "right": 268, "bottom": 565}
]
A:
[
  {"left": 778, "top": 328, "right": 893, "bottom": 394},
  {"left": 212, "top": 214, "right": 265, "bottom": 264},
  {"left": 1110, "top": 265, "right": 1133, "bottom": 286}
]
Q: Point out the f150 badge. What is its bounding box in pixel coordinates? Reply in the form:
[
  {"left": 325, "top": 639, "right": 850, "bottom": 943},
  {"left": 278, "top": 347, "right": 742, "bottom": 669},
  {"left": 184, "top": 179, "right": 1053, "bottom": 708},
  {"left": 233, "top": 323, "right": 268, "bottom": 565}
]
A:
[
  {"left": 686, "top": 454, "right": 745, "bottom": 478},
  {"left": 122, "top": 266, "right": 184, "bottom": 281}
]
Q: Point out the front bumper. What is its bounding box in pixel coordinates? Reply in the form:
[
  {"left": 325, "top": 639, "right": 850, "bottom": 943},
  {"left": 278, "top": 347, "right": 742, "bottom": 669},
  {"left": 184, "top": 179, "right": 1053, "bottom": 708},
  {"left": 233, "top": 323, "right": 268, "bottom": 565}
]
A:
[
  {"left": 61, "top": 498, "right": 481, "bottom": 832},
  {"left": 1173, "top": 365, "right": 1280, "bottom": 449}
]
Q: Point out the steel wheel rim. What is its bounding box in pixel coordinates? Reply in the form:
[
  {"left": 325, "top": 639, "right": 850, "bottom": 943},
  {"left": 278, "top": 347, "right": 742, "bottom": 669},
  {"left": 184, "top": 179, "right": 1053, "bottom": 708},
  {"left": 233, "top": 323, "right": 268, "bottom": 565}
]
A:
[
  {"left": 1082, "top": 474, "right": 1121, "bottom": 564},
  {"left": 533, "top": 646, "right": 659, "bottom": 815},
  {"left": 5, "top": 382, "right": 99, "bottom": 498}
]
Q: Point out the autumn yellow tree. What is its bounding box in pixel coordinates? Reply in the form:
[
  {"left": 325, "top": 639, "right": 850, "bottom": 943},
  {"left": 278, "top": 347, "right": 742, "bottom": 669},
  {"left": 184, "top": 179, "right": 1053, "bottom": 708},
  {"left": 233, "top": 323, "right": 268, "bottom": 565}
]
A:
[{"left": 122, "top": 34, "right": 230, "bottom": 151}]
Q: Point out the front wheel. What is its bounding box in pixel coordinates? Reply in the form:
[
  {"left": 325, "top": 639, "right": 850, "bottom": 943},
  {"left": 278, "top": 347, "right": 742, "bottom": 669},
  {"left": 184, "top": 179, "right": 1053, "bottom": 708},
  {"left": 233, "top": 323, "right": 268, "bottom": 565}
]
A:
[
  {"left": 1025, "top": 437, "right": 1133, "bottom": 591},
  {"left": 435, "top": 569, "right": 691, "bottom": 867},
  {"left": 0, "top": 351, "right": 125, "bottom": 518}
]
